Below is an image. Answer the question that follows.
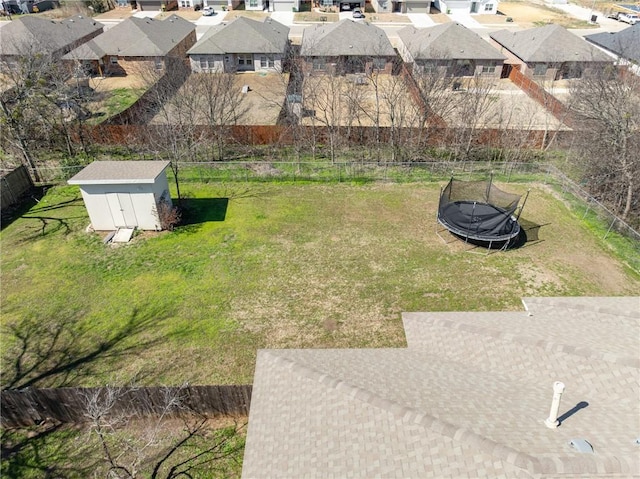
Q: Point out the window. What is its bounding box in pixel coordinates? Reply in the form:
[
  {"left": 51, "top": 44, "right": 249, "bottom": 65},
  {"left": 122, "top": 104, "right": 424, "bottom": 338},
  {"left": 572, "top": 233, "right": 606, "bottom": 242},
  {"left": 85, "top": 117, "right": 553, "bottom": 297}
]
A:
[
  {"left": 110, "top": 56, "right": 118, "bottom": 64},
  {"left": 312, "top": 57, "right": 326, "bottom": 70},
  {"left": 481, "top": 65, "right": 495, "bottom": 74},
  {"left": 373, "top": 57, "right": 387, "bottom": 71},
  {"left": 260, "top": 56, "right": 275, "bottom": 68},
  {"left": 155, "top": 59, "right": 163, "bottom": 70},
  {"left": 249, "top": 0, "right": 258, "bottom": 6},
  {"left": 484, "top": 3, "right": 493, "bottom": 11},
  {"left": 533, "top": 63, "right": 547, "bottom": 76},
  {"left": 238, "top": 54, "right": 253, "bottom": 67},
  {"left": 200, "top": 57, "right": 208, "bottom": 70}
]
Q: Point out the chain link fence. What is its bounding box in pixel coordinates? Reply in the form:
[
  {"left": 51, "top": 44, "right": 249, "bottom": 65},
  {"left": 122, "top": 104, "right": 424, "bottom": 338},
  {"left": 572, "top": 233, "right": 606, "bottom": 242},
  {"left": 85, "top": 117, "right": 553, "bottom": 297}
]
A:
[{"left": 7, "top": 160, "right": 638, "bottom": 257}]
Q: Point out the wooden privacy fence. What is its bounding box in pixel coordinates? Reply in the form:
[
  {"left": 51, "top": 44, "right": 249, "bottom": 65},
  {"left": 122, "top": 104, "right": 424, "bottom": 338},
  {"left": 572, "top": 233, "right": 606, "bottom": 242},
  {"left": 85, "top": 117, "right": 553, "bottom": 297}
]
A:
[
  {"left": 508, "top": 68, "right": 575, "bottom": 128},
  {"left": 1, "top": 385, "right": 252, "bottom": 428},
  {"left": 1, "top": 165, "right": 34, "bottom": 212}
]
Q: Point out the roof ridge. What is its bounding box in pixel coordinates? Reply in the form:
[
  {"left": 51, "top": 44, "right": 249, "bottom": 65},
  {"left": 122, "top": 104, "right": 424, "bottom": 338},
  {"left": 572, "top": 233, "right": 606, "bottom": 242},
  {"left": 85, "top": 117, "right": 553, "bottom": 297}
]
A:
[
  {"left": 266, "top": 351, "right": 541, "bottom": 476},
  {"left": 522, "top": 297, "right": 640, "bottom": 318},
  {"left": 407, "top": 314, "right": 639, "bottom": 368}
]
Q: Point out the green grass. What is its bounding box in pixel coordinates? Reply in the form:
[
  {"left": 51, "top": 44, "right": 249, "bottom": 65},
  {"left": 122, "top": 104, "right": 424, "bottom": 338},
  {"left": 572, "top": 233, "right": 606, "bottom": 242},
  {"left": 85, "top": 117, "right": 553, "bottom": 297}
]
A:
[
  {"left": 1, "top": 181, "right": 638, "bottom": 388},
  {"left": 88, "top": 88, "right": 143, "bottom": 124}
]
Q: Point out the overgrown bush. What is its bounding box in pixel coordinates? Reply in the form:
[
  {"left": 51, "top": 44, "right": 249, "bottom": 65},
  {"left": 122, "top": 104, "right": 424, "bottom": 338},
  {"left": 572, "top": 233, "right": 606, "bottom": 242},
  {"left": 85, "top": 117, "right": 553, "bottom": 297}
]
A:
[{"left": 156, "top": 201, "right": 181, "bottom": 231}]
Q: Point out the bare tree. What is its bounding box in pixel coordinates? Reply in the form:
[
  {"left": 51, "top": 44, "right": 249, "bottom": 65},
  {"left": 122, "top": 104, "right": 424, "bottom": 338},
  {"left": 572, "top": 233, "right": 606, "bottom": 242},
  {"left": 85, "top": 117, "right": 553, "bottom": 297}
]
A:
[
  {"left": 568, "top": 66, "right": 639, "bottom": 221},
  {"left": 192, "top": 72, "right": 248, "bottom": 161},
  {"left": 82, "top": 384, "right": 245, "bottom": 479}
]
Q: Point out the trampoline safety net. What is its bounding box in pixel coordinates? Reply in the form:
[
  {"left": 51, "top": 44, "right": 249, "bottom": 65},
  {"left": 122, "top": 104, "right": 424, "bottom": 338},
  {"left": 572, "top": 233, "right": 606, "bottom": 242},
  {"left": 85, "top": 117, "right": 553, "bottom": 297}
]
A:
[{"left": 438, "top": 178, "right": 522, "bottom": 242}]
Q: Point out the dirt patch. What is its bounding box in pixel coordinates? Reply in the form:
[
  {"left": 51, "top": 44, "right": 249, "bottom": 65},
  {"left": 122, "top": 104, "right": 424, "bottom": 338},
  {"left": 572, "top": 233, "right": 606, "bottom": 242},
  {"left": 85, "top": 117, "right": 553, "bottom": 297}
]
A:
[
  {"left": 224, "top": 10, "right": 271, "bottom": 20},
  {"left": 89, "top": 75, "right": 146, "bottom": 91},
  {"left": 496, "top": 1, "right": 595, "bottom": 28},
  {"left": 94, "top": 7, "right": 137, "bottom": 20},
  {"left": 148, "top": 72, "right": 288, "bottom": 125}
]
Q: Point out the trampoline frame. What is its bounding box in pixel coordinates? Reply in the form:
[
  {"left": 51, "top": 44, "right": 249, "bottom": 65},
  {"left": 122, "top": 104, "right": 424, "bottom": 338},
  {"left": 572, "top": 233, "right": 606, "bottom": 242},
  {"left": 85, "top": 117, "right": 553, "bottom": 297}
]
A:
[{"left": 435, "top": 176, "right": 529, "bottom": 252}]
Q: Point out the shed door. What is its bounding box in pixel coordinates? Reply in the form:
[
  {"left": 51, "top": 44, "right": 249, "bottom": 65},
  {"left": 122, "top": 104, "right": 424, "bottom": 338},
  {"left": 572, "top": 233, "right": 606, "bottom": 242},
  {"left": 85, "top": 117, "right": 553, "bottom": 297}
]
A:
[{"left": 106, "top": 193, "right": 138, "bottom": 228}]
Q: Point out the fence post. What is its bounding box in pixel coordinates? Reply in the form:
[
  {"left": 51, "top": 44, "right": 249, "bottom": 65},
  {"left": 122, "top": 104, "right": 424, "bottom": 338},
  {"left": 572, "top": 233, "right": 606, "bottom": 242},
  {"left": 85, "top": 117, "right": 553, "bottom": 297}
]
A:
[
  {"left": 604, "top": 217, "right": 616, "bottom": 240},
  {"left": 582, "top": 198, "right": 592, "bottom": 220}
]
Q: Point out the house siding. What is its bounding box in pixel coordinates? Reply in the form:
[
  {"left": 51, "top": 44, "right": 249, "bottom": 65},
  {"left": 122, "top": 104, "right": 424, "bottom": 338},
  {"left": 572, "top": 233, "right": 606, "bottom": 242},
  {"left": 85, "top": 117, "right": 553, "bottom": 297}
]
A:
[
  {"left": 301, "top": 56, "right": 395, "bottom": 75},
  {"left": 104, "top": 30, "right": 195, "bottom": 76},
  {"left": 190, "top": 53, "right": 284, "bottom": 73}
]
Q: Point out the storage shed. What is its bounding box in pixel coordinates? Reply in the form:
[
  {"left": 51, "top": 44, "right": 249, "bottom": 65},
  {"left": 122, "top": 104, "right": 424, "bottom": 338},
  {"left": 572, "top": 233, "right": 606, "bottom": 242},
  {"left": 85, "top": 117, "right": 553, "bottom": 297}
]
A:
[{"left": 68, "top": 161, "right": 172, "bottom": 231}]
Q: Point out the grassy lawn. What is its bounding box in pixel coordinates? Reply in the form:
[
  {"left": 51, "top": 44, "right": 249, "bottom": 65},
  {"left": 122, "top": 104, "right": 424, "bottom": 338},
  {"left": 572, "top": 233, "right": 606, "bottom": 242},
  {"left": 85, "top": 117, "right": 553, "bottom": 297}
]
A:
[
  {"left": 1, "top": 180, "right": 638, "bottom": 388},
  {"left": 87, "top": 88, "right": 144, "bottom": 124}
]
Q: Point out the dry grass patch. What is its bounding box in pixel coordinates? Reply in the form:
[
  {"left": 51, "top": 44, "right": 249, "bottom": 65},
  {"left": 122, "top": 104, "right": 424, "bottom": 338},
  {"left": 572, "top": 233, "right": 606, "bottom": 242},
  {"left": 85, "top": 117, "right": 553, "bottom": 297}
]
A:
[{"left": 496, "top": 1, "right": 596, "bottom": 28}]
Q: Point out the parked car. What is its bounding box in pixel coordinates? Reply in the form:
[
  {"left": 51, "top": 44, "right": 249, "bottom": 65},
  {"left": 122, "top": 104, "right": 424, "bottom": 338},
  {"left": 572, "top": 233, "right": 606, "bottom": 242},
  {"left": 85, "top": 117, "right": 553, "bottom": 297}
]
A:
[
  {"left": 617, "top": 12, "right": 639, "bottom": 24},
  {"left": 202, "top": 5, "right": 215, "bottom": 15},
  {"left": 352, "top": 7, "right": 364, "bottom": 18}
]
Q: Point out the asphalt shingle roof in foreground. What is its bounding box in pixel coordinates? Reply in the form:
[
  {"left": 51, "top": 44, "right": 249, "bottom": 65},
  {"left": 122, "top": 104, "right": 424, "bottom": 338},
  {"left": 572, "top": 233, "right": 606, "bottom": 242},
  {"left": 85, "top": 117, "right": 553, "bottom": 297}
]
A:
[{"left": 242, "top": 296, "right": 640, "bottom": 478}]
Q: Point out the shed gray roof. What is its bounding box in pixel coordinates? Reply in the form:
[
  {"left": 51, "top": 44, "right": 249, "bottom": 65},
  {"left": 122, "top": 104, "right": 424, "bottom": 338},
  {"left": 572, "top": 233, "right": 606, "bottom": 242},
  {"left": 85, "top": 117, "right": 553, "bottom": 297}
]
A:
[
  {"left": 301, "top": 19, "right": 395, "bottom": 57},
  {"left": 585, "top": 24, "right": 640, "bottom": 64},
  {"left": 62, "top": 15, "right": 194, "bottom": 60},
  {"left": 491, "top": 24, "right": 613, "bottom": 63},
  {"left": 0, "top": 15, "right": 103, "bottom": 57},
  {"left": 398, "top": 23, "right": 506, "bottom": 61},
  {"left": 242, "top": 296, "right": 640, "bottom": 478},
  {"left": 187, "top": 17, "right": 289, "bottom": 56},
  {"left": 67, "top": 161, "right": 171, "bottom": 185}
]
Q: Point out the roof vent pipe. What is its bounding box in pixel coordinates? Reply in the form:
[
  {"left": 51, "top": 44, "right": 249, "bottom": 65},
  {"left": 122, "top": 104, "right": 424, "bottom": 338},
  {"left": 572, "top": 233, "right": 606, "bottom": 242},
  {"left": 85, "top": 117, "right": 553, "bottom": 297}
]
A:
[{"left": 545, "top": 381, "right": 565, "bottom": 428}]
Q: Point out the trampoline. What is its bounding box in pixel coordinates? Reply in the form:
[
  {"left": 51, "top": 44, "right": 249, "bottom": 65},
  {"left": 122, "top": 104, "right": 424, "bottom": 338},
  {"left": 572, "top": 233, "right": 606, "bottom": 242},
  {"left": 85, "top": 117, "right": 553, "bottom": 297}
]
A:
[{"left": 437, "top": 177, "right": 528, "bottom": 250}]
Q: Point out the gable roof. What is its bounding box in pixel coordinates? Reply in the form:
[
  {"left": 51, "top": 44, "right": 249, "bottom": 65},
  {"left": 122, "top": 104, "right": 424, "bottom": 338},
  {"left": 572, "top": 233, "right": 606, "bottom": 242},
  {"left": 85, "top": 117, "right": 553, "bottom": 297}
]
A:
[
  {"left": 300, "top": 19, "right": 395, "bottom": 57},
  {"left": 0, "top": 15, "right": 103, "bottom": 57},
  {"left": 491, "top": 24, "right": 612, "bottom": 63},
  {"left": 242, "top": 296, "right": 640, "bottom": 478},
  {"left": 398, "top": 23, "right": 506, "bottom": 61},
  {"left": 585, "top": 24, "right": 640, "bottom": 64},
  {"left": 68, "top": 161, "right": 170, "bottom": 185},
  {"left": 63, "top": 15, "right": 194, "bottom": 60},
  {"left": 187, "top": 17, "right": 289, "bottom": 56}
]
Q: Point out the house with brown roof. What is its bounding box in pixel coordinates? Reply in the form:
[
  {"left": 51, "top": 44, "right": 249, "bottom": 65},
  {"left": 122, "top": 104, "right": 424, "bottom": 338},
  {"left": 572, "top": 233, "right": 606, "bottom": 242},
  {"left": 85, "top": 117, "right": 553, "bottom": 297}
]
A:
[
  {"left": 398, "top": 23, "right": 506, "bottom": 77},
  {"left": 0, "top": 15, "right": 103, "bottom": 67},
  {"left": 187, "top": 17, "right": 290, "bottom": 74},
  {"left": 300, "top": 19, "right": 397, "bottom": 76},
  {"left": 62, "top": 14, "right": 196, "bottom": 77},
  {"left": 242, "top": 296, "right": 640, "bottom": 478},
  {"left": 490, "top": 24, "right": 614, "bottom": 80}
]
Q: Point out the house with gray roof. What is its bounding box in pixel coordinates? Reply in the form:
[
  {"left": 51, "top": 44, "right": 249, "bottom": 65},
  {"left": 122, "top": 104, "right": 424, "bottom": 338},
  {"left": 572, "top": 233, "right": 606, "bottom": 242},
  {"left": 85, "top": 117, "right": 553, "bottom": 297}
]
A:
[
  {"left": 585, "top": 24, "right": 640, "bottom": 70},
  {"left": 300, "top": 19, "right": 397, "bottom": 76},
  {"left": 187, "top": 17, "right": 290, "bottom": 74},
  {"left": 0, "top": 15, "right": 103, "bottom": 66},
  {"left": 62, "top": 15, "right": 195, "bottom": 77},
  {"left": 490, "top": 24, "right": 614, "bottom": 80},
  {"left": 242, "top": 296, "right": 640, "bottom": 478},
  {"left": 398, "top": 23, "right": 506, "bottom": 77}
]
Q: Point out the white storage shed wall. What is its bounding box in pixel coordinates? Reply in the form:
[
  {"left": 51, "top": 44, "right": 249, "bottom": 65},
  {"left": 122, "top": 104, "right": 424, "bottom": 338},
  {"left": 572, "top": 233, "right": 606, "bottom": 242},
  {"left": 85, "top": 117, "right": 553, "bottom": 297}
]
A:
[
  {"left": 68, "top": 161, "right": 172, "bottom": 232},
  {"left": 78, "top": 182, "right": 167, "bottom": 231}
]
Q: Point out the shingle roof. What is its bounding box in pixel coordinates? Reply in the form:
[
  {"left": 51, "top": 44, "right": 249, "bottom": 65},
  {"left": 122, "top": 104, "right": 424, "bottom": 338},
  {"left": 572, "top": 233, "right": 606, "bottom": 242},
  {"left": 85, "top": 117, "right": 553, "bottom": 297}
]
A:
[
  {"left": 398, "top": 23, "right": 506, "bottom": 61},
  {"left": 67, "top": 161, "right": 170, "bottom": 184},
  {"left": 490, "top": 24, "right": 613, "bottom": 63},
  {"left": 242, "top": 296, "right": 640, "bottom": 478},
  {"left": 0, "top": 15, "right": 103, "bottom": 57},
  {"left": 585, "top": 24, "right": 640, "bottom": 64},
  {"left": 187, "top": 17, "right": 289, "bottom": 55},
  {"left": 62, "top": 14, "right": 194, "bottom": 60},
  {"left": 300, "top": 19, "right": 395, "bottom": 57}
]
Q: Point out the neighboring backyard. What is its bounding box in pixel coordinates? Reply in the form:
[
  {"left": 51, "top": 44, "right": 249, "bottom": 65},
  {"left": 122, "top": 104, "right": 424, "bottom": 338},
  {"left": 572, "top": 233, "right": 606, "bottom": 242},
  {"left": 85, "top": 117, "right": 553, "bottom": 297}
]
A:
[{"left": 1, "top": 179, "right": 638, "bottom": 389}]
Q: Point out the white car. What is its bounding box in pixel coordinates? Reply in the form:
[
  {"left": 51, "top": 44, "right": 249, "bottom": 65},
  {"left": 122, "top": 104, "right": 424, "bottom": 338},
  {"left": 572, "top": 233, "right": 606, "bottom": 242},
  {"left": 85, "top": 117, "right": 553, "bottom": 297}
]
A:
[
  {"left": 202, "top": 5, "right": 216, "bottom": 15},
  {"left": 617, "top": 13, "right": 638, "bottom": 24}
]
